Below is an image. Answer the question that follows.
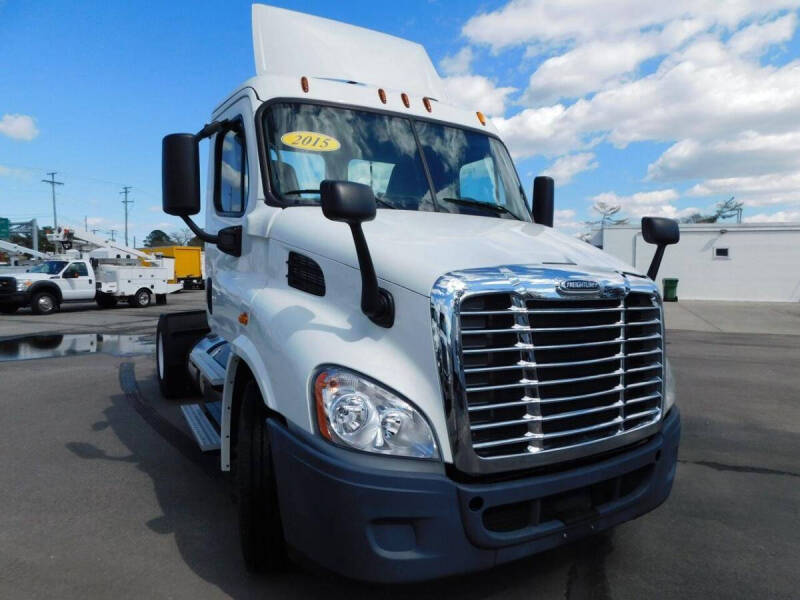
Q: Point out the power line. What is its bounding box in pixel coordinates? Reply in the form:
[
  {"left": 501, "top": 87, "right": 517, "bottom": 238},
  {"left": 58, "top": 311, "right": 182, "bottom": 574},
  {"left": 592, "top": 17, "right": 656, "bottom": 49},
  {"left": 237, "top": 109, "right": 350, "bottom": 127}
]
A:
[
  {"left": 121, "top": 186, "right": 133, "bottom": 246},
  {"left": 41, "top": 172, "right": 64, "bottom": 230}
]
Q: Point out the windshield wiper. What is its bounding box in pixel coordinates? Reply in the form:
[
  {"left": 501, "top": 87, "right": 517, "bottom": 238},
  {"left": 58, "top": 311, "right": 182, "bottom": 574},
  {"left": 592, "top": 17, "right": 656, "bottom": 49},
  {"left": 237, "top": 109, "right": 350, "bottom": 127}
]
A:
[
  {"left": 441, "top": 197, "right": 518, "bottom": 219},
  {"left": 282, "top": 189, "right": 320, "bottom": 196}
]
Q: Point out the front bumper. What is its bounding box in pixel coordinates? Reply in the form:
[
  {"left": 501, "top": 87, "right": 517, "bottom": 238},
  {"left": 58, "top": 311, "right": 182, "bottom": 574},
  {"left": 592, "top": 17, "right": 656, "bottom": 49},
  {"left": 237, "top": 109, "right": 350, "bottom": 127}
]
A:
[
  {"left": 0, "top": 291, "right": 29, "bottom": 306},
  {"left": 269, "top": 408, "right": 680, "bottom": 583}
]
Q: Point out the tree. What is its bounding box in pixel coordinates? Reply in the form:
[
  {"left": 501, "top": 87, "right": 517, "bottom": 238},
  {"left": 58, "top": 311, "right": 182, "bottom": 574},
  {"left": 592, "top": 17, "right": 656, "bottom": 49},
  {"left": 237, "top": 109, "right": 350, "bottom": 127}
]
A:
[
  {"left": 681, "top": 196, "right": 743, "bottom": 224},
  {"left": 170, "top": 227, "right": 193, "bottom": 246},
  {"left": 187, "top": 235, "right": 204, "bottom": 248},
  {"left": 143, "top": 229, "right": 174, "bottom": 247},
  {"left": 583, "top": 201, "right": 628, "bottom": 247}
]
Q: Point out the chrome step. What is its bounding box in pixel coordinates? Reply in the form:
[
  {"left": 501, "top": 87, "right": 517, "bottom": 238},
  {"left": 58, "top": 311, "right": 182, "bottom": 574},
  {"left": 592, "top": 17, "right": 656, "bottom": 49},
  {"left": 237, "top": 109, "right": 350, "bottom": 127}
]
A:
[{"left": 180, "top": 404, "right": 221, "bottom": 452}]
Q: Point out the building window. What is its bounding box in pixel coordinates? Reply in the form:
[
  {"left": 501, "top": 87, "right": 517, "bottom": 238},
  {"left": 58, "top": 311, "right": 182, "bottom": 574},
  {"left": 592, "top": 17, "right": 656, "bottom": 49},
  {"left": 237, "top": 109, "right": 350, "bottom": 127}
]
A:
[{"left": 714, "top": 247, "right": 730, "bottom": 259}]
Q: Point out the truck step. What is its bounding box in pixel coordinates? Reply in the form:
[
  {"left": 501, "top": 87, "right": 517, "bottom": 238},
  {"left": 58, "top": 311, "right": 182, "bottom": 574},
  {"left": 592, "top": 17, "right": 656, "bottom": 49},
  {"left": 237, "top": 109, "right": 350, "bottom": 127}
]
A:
[
  {"left": 204, "top": 401, "right": 222, "bottom": 428},
  {"left": 181, "top": 404, "right": 221, "bottom": 452}
]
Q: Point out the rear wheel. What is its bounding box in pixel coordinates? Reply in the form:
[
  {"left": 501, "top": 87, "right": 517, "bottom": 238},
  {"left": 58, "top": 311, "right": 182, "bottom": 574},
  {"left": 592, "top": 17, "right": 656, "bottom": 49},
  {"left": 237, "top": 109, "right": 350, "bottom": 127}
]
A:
[
  {"left": 0, "top": 305, "right": 18, "bottom": 314},
  {"left": 31, "top": 291, "right": 58, "bottom": 315},
  {"left": 130, "top": 288, "right": 152, "bottom": 308},
  {"left": 236, "top": 380, "right": 287, "bottom": 573}
]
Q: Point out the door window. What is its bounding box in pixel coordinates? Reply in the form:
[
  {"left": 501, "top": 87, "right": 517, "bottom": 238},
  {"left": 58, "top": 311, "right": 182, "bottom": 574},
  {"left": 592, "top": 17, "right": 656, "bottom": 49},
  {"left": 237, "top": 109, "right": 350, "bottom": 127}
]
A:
[
  {"left": 215, "top": 121, "right": 248, "bottom": 215},
  {"left": 63, "top": 263, "right": 88, "bottom": 277}
]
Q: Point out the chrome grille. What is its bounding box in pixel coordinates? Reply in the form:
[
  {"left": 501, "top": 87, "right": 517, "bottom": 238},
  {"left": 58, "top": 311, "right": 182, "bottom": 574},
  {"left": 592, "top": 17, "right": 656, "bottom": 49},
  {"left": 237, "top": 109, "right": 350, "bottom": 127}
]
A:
[{"left": 459, "top": 291, "right": 663, "bottom": 459}]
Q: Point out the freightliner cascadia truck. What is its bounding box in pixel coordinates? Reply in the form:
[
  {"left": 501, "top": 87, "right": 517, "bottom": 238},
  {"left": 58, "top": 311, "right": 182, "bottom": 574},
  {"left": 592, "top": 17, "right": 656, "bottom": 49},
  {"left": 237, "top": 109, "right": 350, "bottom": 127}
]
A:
[{"left": 156, "top": 4, "right": 681, "bottom": 582}]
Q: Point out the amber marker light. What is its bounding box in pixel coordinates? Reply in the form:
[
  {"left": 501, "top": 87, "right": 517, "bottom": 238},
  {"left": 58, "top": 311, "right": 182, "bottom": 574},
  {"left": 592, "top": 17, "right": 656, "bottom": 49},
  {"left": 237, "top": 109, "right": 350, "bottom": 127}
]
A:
[
  {"left": 378, "top": 88, "right": 387, "bottom": 104},
  {"left": 315, "top": 371, "right": 333, "bottom": 440},
  {"left": 301, "top": 76, "right": 309, "bottom": 93},
  {"left": 423, "top": 97, "right": 433, "bottom": 112},
  {"left": 238, "top": 312, "right": 249, "bottom": 325},
  {"left": 401, "top": 92, "right": 410, "bottom": 108},
  {"left": 476, "top": 111, "right": 486, "bottom": 126}
]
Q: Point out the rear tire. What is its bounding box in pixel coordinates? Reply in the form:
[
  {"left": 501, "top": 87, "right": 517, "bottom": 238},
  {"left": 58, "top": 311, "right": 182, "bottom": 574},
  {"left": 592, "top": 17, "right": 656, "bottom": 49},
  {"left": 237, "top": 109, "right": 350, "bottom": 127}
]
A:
[
  {"left": 0, "top": 305, "right": 18, "bottom": 314},
  {"left": 31, "top": 291, "right": 58, "bottom": 315},
  {"left": 236, "top": 381, "right": 287, "bottom": 573},
  {"left": 96, "top": 293, "right": 118, "bottom": 309},
  {"left": 130, "top": 288, "right": 152, "bottom": 308},
  {"left": 155, "top": 311, "right": 209, "bottom": 399}
]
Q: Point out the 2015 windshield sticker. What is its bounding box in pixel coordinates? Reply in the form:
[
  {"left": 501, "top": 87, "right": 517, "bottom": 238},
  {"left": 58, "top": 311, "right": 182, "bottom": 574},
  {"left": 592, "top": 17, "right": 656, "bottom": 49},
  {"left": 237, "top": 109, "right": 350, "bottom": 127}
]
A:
[{"left": 280, "top": 131, "right": 341, "bottom": 152}]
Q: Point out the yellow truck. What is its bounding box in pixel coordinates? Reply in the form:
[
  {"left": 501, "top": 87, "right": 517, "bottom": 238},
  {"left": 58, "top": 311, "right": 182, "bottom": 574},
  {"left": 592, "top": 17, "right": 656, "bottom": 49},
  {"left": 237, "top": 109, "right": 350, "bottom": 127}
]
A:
[{"left": 141, "top": 245, "right": 204, "bottom": 289}]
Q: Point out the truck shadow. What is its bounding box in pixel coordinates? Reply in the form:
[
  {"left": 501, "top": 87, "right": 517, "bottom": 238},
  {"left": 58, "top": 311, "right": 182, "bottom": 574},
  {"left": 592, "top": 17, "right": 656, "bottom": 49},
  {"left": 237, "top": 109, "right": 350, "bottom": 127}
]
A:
[{"left": 64, "top": 361, "right": 613, "bottom": 600}]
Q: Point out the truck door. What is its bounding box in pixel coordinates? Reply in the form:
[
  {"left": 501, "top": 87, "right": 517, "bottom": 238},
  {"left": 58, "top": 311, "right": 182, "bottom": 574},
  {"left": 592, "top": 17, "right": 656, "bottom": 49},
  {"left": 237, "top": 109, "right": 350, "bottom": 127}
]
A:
[{"left": 61, "top": 261, "right": 94, "bottom": 300}]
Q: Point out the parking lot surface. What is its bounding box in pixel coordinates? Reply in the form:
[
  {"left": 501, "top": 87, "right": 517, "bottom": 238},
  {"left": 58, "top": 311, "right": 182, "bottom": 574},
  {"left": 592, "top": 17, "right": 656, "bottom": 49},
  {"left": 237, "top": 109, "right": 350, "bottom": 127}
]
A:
[{"left": 1, "top": 300, "right": 798, "bottom": 599}]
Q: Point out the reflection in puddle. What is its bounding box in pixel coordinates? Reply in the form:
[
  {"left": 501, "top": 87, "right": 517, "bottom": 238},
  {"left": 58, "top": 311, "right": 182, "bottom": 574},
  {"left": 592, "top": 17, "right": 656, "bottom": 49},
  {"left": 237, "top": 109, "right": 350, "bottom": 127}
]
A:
[{"left": 0, "top": 333, "right": 155, "bottom": 362}]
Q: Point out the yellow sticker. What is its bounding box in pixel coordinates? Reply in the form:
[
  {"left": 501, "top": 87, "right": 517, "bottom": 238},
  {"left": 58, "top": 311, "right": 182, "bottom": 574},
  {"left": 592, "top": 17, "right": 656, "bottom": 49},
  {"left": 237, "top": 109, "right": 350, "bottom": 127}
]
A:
[{"left": 280, "top": 131, "right": 341, "bottom": 152}]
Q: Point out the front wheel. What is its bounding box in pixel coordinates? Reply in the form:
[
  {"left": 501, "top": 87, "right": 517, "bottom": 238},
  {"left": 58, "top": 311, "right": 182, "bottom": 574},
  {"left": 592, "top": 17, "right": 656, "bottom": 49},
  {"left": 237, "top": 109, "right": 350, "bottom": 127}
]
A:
[
  {"left": 236, "top": 381, "right": 287, "bottom": 573},
  {"left": 31, "top": 291, "right": 58, "bottom": 315}
]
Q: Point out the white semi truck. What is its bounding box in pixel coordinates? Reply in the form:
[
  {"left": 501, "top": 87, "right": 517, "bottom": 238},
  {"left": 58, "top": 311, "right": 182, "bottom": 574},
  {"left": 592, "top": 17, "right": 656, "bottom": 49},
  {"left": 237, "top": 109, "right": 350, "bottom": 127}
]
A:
[
  {"left": 0, "top": 227, "right": 181, "bottom": 314},
  {"left": 156, "top": 5, "right": 681, "bottom": 582}
]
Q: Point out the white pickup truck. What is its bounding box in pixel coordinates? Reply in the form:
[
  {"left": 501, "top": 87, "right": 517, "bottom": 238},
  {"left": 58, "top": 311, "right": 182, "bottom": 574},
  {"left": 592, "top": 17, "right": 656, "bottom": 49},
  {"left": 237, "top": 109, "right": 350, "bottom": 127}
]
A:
[{"left": 0, "top": 257, "right": 176, "bottom": 314}]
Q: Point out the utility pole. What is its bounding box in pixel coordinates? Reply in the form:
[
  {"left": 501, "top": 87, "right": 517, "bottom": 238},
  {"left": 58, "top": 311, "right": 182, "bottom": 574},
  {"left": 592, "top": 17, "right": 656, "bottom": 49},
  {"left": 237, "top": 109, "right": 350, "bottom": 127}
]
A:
[
  {"left": 121, "top": 186, "right": 133, "bottom": 246},
  {"left": 84, "top": 216, "right": 88, "bottom": 232},
  {"left": 110, "top": 229, "right": 117, "bottom": 242},
  {"left": 42, "top": 172, "right": 64, "bottom": 230}
]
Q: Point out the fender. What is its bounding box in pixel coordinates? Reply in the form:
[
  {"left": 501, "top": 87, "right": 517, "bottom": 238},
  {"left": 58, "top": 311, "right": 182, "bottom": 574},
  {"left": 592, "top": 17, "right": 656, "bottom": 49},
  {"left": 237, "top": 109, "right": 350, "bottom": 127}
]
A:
[
  {"left": 28, "top": 281, "right": 63, "bottom": 303},
  {"left": 219, "top": 334, "right": 279, "bottom": 471}
]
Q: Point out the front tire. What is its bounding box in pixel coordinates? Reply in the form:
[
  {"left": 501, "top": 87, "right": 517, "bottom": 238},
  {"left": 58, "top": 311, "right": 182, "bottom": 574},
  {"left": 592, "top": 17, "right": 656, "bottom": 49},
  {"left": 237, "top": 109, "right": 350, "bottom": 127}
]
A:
[
  {"left": 236, "top": 381, "right": 286, "bottom": 573},
  {"left": 31, "top": 291, "right": 58, "bottom": 315},
  {"left": 155, "top": 311, "right": 209, "bottom": 399}
]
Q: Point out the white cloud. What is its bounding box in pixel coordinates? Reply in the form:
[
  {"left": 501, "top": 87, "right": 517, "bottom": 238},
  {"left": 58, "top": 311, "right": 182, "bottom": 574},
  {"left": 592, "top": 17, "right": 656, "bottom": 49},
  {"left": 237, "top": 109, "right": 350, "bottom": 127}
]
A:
[
  {"left": 688, "top": 172, "right": 800, "bottom": 206},
  {"left": 743, "top": 210, "right": 800, "bottom": 222},
  {"left": 440, "top": 47, "right": 474, "bottom": 76},
  {"left": 554, "top": 208, "right": 584, "bottom": 233},
  {"left": 542, "top": 152, "right": 597, "bottom": 184},
  {"left": 728, "top": 12, "right": 797, "bottom": 57},
  {"left": 440, "top": 75, "right": 515, "bottom": 116},
  {"left": 0, "top": 114, "right": 39, "bottom": 141},
  {"left": 590, "top": 189, "right": 697, "bottom": 218},
  {"left": 0, "top": 164, "right": 29, "bottom": 179}
]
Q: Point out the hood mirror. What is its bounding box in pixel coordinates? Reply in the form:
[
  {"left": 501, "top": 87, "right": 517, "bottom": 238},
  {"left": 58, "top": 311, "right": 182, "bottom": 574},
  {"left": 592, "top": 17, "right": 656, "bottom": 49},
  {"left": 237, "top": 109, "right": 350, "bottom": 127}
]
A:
[
  {"left": 532, "top": 176, "right": 554, "bottom": 227},
  {"left": 320, "top": 180, "right": 394, "bottom": 328},
  {"left": 641, "top": 216, "right": 680, "bottom": 280}
]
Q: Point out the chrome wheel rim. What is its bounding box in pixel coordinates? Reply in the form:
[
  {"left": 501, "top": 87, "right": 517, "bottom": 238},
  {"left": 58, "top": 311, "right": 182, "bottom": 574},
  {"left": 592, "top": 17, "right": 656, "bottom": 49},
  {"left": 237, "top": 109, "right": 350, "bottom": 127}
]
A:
[
  {"left": 138, "top": 291, "right": 150, "bottom": 306},
  {"left": 157, "top": 334, "right": 165, "bottom": 380},
  {"left": 38, "top": 295, "right": 53, "bottom": 312}
]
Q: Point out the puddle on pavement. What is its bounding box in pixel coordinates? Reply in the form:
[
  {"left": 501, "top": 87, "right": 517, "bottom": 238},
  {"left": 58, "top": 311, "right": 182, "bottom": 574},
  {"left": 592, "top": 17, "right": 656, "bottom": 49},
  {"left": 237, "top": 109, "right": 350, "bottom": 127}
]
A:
[{"left": 0, "top": 333, "right": 155, "bottom": 362}]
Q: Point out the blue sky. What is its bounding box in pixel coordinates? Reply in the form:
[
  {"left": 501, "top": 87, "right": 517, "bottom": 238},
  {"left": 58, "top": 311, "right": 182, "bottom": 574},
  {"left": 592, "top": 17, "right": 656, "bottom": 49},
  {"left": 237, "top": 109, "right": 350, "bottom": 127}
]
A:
[{"left": 2, "top": 0, "right": 800, "bottom": 245}]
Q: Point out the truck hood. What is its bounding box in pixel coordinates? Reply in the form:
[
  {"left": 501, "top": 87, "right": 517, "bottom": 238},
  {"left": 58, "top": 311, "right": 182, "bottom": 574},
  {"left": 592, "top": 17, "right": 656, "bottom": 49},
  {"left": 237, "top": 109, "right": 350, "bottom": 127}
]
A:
[
  {"left": 2, "top": 272, "right": 54, "bottom": 281},
  {"left": 268, "top": 207, "right": 639, "bottom": 296}
]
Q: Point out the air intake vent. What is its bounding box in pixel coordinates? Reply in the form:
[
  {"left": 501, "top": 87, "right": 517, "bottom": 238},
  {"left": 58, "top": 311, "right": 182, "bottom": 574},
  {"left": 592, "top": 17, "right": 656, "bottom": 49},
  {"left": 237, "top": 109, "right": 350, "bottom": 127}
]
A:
[{"left": 287, "top": 252, "right": 325, "bottom": 296}]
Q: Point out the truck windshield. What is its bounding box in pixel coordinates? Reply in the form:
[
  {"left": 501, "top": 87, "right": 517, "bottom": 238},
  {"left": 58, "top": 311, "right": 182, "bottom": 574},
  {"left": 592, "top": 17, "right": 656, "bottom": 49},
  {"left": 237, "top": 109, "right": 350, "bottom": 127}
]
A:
[
  {"left": 27, "top": 261, "right": 67, "bottom": 274},
  {"left": 263, "top": 102, "right": 530, "bottom": 221}
]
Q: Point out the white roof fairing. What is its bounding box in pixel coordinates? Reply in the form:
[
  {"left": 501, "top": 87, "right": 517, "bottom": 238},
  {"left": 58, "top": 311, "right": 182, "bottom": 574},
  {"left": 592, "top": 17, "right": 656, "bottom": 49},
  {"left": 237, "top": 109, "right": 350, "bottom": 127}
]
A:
[{"left": 251, "top": 4, "right": 446, "bottom": 100}]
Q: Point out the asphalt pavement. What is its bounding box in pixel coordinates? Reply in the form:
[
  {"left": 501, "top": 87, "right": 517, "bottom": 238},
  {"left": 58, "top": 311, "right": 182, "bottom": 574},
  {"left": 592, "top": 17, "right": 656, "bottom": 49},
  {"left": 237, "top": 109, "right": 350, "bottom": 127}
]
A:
[{"left": 0, "top": 298, "right": 798, "bottom": 599}]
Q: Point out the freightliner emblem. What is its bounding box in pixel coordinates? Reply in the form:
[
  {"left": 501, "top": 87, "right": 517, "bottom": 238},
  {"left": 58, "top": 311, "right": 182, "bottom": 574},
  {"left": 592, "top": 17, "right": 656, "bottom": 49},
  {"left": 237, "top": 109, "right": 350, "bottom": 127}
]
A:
[{"left": 558, "top": 279, "right": 601, "bottom": 294}]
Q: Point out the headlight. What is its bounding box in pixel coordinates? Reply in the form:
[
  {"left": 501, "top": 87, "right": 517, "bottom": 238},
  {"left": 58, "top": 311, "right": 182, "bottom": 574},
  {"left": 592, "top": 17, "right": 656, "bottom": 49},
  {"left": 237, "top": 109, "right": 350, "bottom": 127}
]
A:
[
  {"left": 16, "top": 279, "right": 33, "bottom": 291},
  {"left": 314, "top": 367, "right": 439, "bottom": 459},
  {"left": 664, "top": 357, "right": 676, "bottom": 413}
]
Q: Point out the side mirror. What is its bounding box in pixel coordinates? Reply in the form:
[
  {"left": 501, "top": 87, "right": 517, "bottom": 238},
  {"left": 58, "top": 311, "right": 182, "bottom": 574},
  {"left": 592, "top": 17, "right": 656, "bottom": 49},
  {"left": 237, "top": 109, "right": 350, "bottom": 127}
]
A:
[
  {"left": 532, "top": 176, "right": 554, "bottom": 227},
  {"left": 162, "top": 134, "right": 201, "bottom": 216},
  {"left": 320, "top": 180, "right": 393, "bottom": 327},
  {"left": 641, "top": 216, "right": 680, "bottom": 280}
]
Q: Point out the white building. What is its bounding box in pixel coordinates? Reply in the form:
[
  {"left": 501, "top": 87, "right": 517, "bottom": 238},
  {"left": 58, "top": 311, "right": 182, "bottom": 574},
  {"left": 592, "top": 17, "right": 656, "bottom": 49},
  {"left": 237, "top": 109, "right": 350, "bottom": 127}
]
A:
[{"left": 603, "top": 222, "right": 800, "bottom": 302}]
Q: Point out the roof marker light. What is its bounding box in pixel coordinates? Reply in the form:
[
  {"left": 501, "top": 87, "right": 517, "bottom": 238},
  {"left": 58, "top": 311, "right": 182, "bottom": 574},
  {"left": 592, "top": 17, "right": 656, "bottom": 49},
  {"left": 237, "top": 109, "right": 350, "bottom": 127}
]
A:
[
  {"left": 476, "top": 111, "right": 486, "bottom": 126},
  {"left": 301, "top": 76, "right": 309, "bottom": 93},
  {"left": 378, "top": 88, "right": 387, "bottom": 104},
  {"left": 401, "top": 93, "right": 410, "bottom": 108},
  {"left": 423, "top": 97, "right": 432, "bottom": 112}
]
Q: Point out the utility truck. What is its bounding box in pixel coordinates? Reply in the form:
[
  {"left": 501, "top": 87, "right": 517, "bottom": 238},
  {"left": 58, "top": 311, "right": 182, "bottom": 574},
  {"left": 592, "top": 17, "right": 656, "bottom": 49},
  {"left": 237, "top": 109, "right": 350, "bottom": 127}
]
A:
[
  {"left": 156, "top": 4, "right": 681, "bottom": 582},
  {"left": 0, "top": 227, "right": 181, "bottom": 314}
]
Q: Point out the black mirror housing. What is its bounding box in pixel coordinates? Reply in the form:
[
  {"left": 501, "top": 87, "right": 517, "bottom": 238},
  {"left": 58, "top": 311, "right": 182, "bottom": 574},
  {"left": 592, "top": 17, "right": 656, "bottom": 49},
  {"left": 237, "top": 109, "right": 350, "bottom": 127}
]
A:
[
  {"left": 532, "top": 176, "right": 554, "bottom": 227},
  {"left": 641, "top": 216, "right": 680, "bottom": 281},
  {"left": 162, "top": 133, "right": 201, "bottom": 217},
  {"left": 642, "top": 216, "right": 680, "bottom": 246},
  {"left": 321, "top": 180, "right": 377, "bottom": 224},
  {"left": 320, "top": 180, "right": 392, "bottom": 327}
]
